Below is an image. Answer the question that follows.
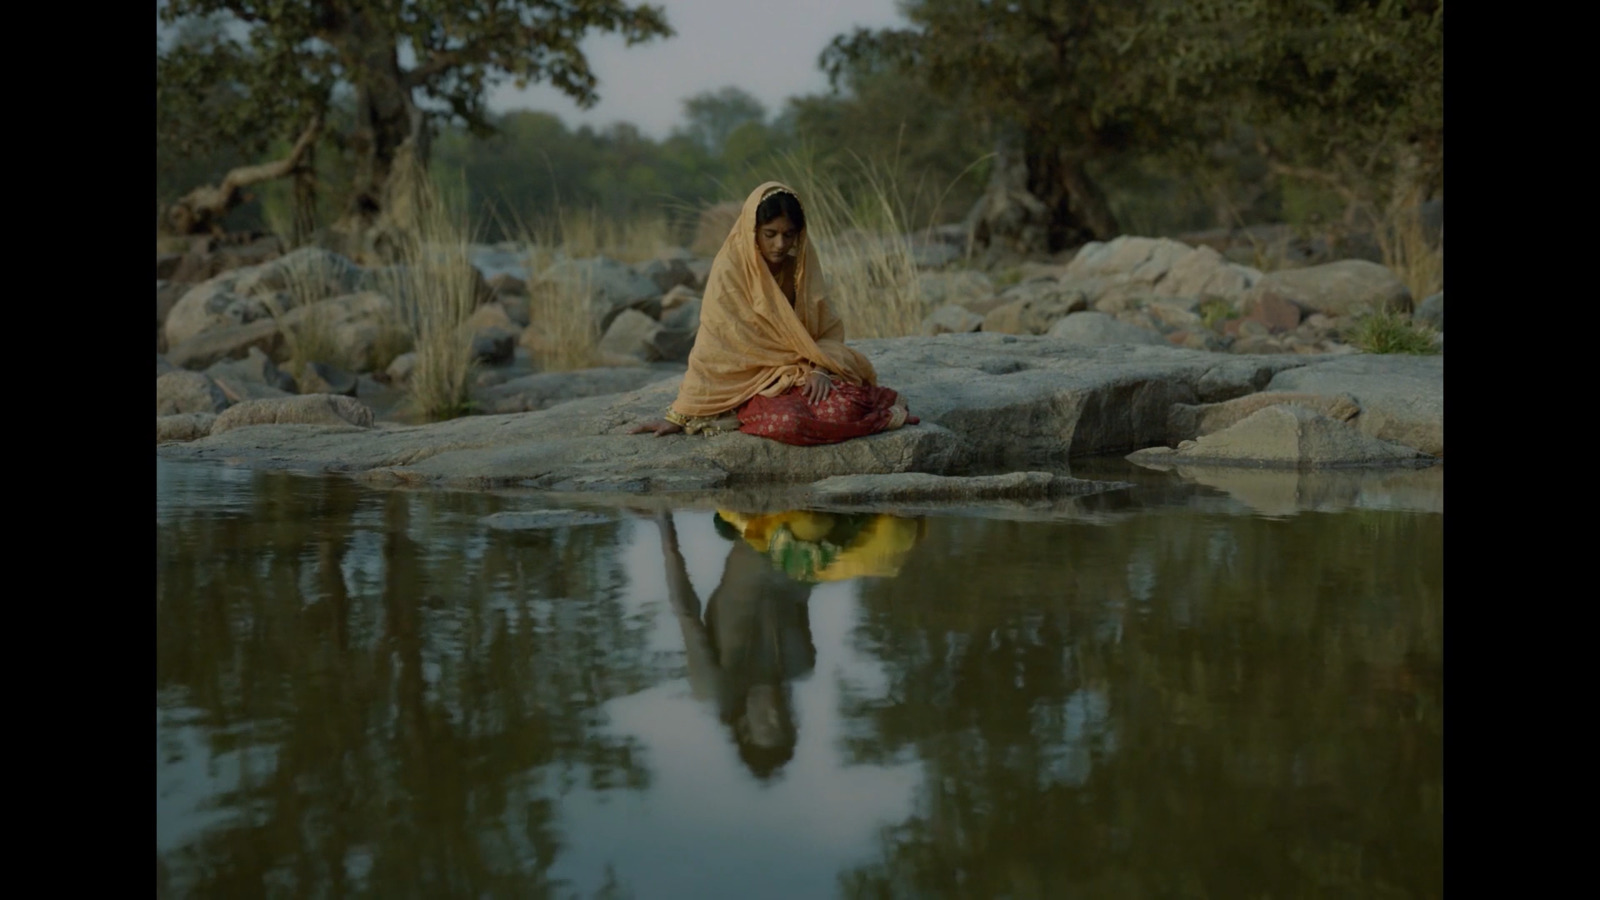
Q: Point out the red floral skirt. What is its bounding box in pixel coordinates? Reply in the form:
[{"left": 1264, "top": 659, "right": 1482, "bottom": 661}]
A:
[{"left": 737, "top": 381, "right": 919, "bottom": 446}]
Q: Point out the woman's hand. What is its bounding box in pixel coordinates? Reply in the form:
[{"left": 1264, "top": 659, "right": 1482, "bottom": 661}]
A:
[
  {"left": 803, "top": 370, "right": 832, "bottom": 405},
  {"left": 628, "top": 419, "right": 684, "bottom": 436}
]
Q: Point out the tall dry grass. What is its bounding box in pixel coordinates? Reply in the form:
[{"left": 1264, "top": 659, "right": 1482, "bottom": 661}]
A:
[
  {"left": 526, "top": 270, "right": 603, "bottom": 372},
  {"left": 555, "top": 206, "right": 675, "bottom": 263},
  {"left": 1375, "top": 189, "right": 1444, "bottom": 303},
  {"left": 376, "top": 165, "right": 482, "bottom": 420},
  {"left": 266, "top": 251, "right": 349, "bottom": 380},
  {"left": 496, "top": 208, "right": 603, "bottom": 373}
]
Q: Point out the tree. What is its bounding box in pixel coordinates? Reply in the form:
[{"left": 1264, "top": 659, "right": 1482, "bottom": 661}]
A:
[
  {"left": 782, "top": 66, "right": 994, "bottom": 230},
  {"left": 156, "top": 0, "right": 673, "bottom": 256},
  {"left": 824, "top": 1, "right": 1170, "bottom": 254},
  {"left": 824, "top": 0, "right": 1442, "bottom": 254},
  {"left": 678, "top": 86, "right": 767, "bottom": 156},
  {"left": 1156, "top": 0, "right": 1444, "bottom": 230}
]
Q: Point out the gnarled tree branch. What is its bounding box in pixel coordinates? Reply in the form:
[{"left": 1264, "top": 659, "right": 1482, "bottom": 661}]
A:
[{"left": 164, "top": 115, "right": 324, "bottom": 236}]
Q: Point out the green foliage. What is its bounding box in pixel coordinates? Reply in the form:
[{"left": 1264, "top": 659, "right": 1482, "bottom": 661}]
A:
[
  {"left": 158, "top": 1, "right": 1441, "bottom": 252},
  {"left": 423, "top": 69, "right": 994, "bottom": 244},
  {"left": 680, "top": 87, "right": 767, "bottom": 155},
  {"left": 1347, "top": 309, "right": 1439, "bottom": 356},
  {"left": 158, "top": 0, "right": 674, "bottom": 138},
  {"left": 156, "top": 0, "right": 674, "bottom": 230},
  {"left": 1155, "top": 0, "right": 1444, "bottom": 222},
  {"left": 824, "top": 2, "right": 1184, "bottom": 162},
  {"left": 782, "top": 67, "right": 992, "bottom": 228},
  {"left": 823, "top": 0, "right": 1443, "bottom": 241},
  {"left": 1197, "top": 296, "right": 1239, "bottom": 331}
]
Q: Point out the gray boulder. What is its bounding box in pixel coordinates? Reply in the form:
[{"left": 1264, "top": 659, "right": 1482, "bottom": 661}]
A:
[
  {"left": 164, "top": 292, "right": 395, "bottom": 370},
  {"left": 687, "top": 259, "right": 714, "bottom": 291},
  {"left": 206, "top": 346, "right": 297, "bottom": 393},
  {"left": 461, "top": 303, "right": 521, "bottom": 367},
  {"left": 910, "top": 241, "right": 962, "bottom": 269},
  {"left": 1167, "top": 390, "right": 1361, "bottom": 444},
  {"left": 157, "top": 413, "right": 219, "bottom": 445},
  {"left": 471, "top": 328, "right": 518, "bottom": 366},
  {"left": 1246, "top": 259, "right": 1412, "bottom": 318},
  {"left": 159, "top": 335, "right": 1444, "bottom": 492},
  {"left": 296, "top": 361, "right": 360, "bottom": 397},
  {"left": 473, "top": 366, "right": 680, "bottom": 415},
  {"left": 157, "top": 371, "right": 231, "bottom": 416},
  {"left": 210, "top": 394, "right": 375, "bottom": 436},
  {"left": 164, "top": 247, "right": 362, "bottom": 347},
  {"left": 385, "top": 351, "right": 419, "bottom": 384},
  {"left": 1067, "top": 236, "right": 1261, "bottom": 306},
  {"left": 662, "top": 298, "right": 702, "bottom": 335},
  {"left": 1267, "top": 354, "right": 1443, "bottom": 456},
  {"left": 660, "top": 284, "right": 701, "bottom": 313},
  {"left": 1045, "top": 311, "right": 1166, "bottom": 346},
  {"left": 1129, "top": 404, "right": 1430, "bottom": 468},
  {"left": 921, "top": 304, "right": 984, "bottom": 336},
  {"left": 231, "top": 246, "right": 362, "bottom": 297},
  {"left": 487, "top": 272, "right": 528, "bottom": 296},
  {"left": 598, "top": 309, "right": 694, "bottom": 363},
  {"left": 1144, "top": 301, "right": 1205, "bottom": 332},
  {"left": 156, "top": 281, "right": 188, "bottom": 334},
  {"left": 534, "top": 257, "right": 662, "bottom": 331},
  {"left": 637, "top": 257, "right": 697, "bottom": 294},
  {"left": 1193, "top": 360, "right": 1286, "bottom": 403},
  {"left": 1154, "top": 244, "right": 1261, "bottom": 301},
  {"left": 1416, "top": 291, "right": 1444, "bottom": 330},
  {"left": 981, "top": 287, "right": 1089, "bottom": 335},
  {"left": 916, "top": 270, "right": 996, "bottom": 310}
]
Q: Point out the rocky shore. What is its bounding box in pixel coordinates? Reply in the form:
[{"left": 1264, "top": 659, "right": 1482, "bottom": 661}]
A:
[{"left": 157, "top": 231, "right": 1442, "bottom": 500}]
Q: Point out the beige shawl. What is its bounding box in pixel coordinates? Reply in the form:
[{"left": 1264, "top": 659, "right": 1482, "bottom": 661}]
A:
[{"left": 670, "top": 182, "right": 877, "bottom": 418}]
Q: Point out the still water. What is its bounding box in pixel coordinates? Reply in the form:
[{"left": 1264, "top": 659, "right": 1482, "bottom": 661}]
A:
[{"left": 156, "top": 457, "right": 1442, "bottom": 899}]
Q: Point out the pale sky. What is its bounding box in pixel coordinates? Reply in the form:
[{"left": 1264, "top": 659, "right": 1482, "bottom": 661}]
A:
[{"left": 486, "top": 0, "right": 909, "bottom": 138}]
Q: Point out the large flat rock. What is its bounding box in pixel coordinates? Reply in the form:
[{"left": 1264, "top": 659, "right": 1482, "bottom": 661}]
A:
[
  {"left": 158, "top": 336, "right": 1441, "bottom": 492},
  {"left": 1266, "top": 354, "right": 1444, "bottom": 456},
  {"left": 1129, "top": 404, "right": 1430, "bottom": 468}
]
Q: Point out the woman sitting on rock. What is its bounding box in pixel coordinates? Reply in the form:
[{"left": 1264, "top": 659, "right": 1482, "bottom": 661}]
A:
[{"left": 631, "top": 181, "right": 918, "bottom": 446}]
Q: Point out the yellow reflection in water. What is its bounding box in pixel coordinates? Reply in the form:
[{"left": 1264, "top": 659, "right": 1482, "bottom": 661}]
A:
[{"left": 714, "top": 509, "right": 927, "bottom": 583}]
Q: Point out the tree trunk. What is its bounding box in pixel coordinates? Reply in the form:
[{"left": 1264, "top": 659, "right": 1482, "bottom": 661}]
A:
[
  {"left": 330, "top": 8, "right": 431, "bottom": 262},
  {"left": 1026, "top": 140, "right": 1120, "bottom": 250},
  {"left": 963, "top": 129, "right": 1051, "bottom": 258},
  {"left": 965, "top": 127, "right": 1120, "bottom": 257},
  {"left": 291, "top": 144, "right": 318, "bottom": 248}
]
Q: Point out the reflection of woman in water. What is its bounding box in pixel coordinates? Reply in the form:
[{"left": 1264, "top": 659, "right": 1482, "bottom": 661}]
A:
[
  {"left": 653, "top": 511, "right": 815, "bottom": 778},
  {"left": 650, "top": 509, "right": 926, "bottom": 779}
]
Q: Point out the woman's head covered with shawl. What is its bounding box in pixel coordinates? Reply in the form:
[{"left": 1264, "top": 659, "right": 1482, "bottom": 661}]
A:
[{"left": 670, "top": 181, "right": 877, "bottom": 418}]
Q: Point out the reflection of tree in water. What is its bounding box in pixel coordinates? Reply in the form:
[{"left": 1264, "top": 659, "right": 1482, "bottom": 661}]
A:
[
  {"left": 156, "top": 470, "right": 657, "bottom": 897},
  {"left": 653, "top": 509, "right": 926, "bottom": 780},
  {"left": 837, "top": 509, "right": 1443, "bottom": 899}
]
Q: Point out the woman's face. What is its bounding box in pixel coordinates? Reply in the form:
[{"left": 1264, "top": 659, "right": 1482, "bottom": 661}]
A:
[{"left": 757, "top": 215, "right": 799, "bottom": 268}]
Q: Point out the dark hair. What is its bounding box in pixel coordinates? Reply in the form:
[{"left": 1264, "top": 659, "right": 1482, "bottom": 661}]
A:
[
  {"left": 755, "top": 190, "right": 805, "bottom": 233},
  {"left": 736, "top": 735, "right": 796, "bottom": 780},
  {"left": 711, "top": 512, "right": 741, "bottom": 542}
]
